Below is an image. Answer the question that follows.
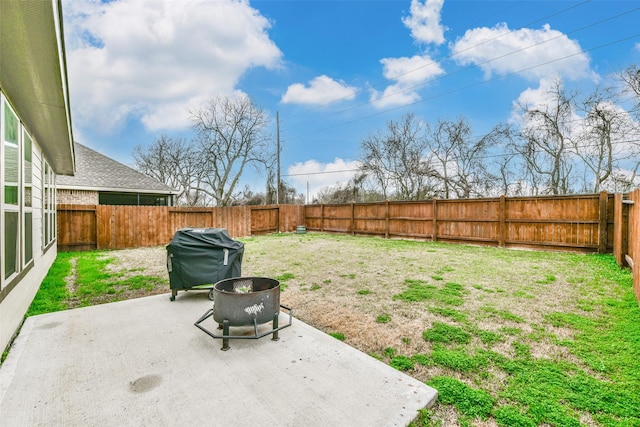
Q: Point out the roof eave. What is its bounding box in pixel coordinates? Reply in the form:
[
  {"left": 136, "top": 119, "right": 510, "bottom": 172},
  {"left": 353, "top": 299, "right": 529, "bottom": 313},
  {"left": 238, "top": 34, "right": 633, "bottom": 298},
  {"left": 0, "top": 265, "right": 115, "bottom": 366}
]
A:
[{"left": 0, "top": 0, "right": 75, "bottom": 175}]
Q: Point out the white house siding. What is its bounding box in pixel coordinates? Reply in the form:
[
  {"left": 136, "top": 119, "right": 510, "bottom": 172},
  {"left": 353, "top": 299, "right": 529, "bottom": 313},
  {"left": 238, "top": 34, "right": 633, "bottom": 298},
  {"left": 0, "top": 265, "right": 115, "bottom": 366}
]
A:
[
  {"left": 0, "top": 97, "right": 57, "bottom": 353},
  {"left": 0, "top": 250, "right": 56, "bottom": 354}
]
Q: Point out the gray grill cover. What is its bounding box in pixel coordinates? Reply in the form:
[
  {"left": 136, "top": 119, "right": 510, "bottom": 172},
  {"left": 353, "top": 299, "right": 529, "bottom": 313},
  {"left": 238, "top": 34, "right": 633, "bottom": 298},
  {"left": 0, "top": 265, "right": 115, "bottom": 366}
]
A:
[{"left": 166, "top": 228, "right": 244, "bottom": 289}]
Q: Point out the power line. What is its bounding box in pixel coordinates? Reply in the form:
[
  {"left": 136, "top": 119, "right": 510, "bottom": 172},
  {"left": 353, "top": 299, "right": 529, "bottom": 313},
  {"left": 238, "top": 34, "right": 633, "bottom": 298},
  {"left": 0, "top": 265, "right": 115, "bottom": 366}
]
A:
[
  {"left": 285, "top": 29, "right": 640, "bottom": 142},
  {"left": 283, "top": 169, "right": 360, "bottom": 178},
  {"left": 274, "top": 3, "right": 640, "bottom": 186},
  {"left": 281, "top": 0, "right": 593, "bottom": 126},
  {"left": 278, "top": 5, "right": 639, "bottom": 146}
]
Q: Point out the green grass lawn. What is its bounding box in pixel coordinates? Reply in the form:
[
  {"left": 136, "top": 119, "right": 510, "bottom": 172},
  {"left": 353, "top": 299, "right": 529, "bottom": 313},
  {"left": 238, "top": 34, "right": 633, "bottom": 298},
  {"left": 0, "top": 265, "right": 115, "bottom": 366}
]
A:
[{"left": 22, "top": 234, "right": 640, "bottom": 427}]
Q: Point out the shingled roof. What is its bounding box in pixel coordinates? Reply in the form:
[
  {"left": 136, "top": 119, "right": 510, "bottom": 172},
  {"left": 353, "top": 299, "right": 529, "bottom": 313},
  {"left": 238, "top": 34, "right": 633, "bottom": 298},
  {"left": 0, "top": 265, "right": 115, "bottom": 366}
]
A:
[{"left": 57, "top": 143, "right": 177, "bottom": 195}]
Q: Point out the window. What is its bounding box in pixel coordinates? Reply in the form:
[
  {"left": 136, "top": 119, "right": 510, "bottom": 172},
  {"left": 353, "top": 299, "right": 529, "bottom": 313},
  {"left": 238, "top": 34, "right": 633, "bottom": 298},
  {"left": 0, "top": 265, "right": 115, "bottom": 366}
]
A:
[
  {"left": 1, "top": 95, "right": 40, "bottom": 287},
  {"left": 98, "top": 192, "right": 169, "bottom": 206},
  {"left": 24, "top": 130, "right": 33, "bottom": 264},
  {"left": 3, "top": 100, "right": 20, "bottom": 281},
  {"left": 43, "top": 160, "right": 56, "bottom": 246}
]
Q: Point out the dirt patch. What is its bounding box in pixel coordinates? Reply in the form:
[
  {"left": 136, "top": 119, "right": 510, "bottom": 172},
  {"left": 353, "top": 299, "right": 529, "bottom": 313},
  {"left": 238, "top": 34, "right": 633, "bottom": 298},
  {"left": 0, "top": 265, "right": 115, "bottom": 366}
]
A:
[{"left": 106, "top": 246, "right": 168, "bottom": 279}]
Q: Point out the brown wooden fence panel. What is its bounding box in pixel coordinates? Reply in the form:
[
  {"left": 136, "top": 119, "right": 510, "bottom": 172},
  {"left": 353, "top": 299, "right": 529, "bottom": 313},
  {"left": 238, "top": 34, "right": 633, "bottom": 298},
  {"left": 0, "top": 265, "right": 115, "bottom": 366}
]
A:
[
  {"left": 435, "top": 198, "right": 500, "bottom": 244},
  {"left": 57, "top": 204, "right": 97, "bottom": 251},
  {"left": 504, "top": 194, "right": 602, "bottom": 251},
  {"left": 304, "top": 205, "right": 323, "bottom": 231},
  {"left": 95, "top": 205, "right": 168, "bottom": 250},
  {"left": 278, "top": 205, "right": 305, "bottom": 232},
  {"left": 214, "top": 206, "right": 248, "bottom": 237},
  {"left": 388, "top": 200, "right": 434, "bottom": 239},
  {"left": 250, "top": 206, "right": 277, "bottom": 235},
  {"left": 353, "top": 203, "right": 387, "bottom": 237},
  {"left": 169, "top": 207, "right": 214, "bottom": 233},
  {"left": 321, "top": 204, "right": 352, "bottom": 233}
]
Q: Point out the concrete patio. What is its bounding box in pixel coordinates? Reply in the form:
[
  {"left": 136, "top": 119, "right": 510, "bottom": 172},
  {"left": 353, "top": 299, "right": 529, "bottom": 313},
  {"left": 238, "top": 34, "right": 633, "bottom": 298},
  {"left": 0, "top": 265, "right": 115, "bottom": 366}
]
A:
[{"left": 0, "top": 292, "right": 437, "bottom": 426}]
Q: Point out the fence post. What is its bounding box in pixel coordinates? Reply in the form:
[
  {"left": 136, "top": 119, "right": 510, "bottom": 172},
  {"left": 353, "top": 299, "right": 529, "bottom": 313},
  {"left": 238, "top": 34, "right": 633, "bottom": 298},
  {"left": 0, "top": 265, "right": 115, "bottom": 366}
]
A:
[
  {"left": 321, "top": 204, "right": 324, "bottom": 233},
  {"left": 598, "top": 191, "right": 608, "bottom": 254},
  {"left": 499, "top": 195, "right": 506, "bottom": 247},
  {"left": 351, "top": 203, "right": 355, "bottom": 236},
  {"left": 631, "top": 189, "right": 640, "bottom": 306},
  {"left": 385, "top": 200, "right": 390, "bottom": 239},
  {"left": 94, "top": 205, "right": 100, "bottom": 250},
  {"left": 613, "top": 193, "right": 625, "bottom": 266},
  {"left": 432, "top": 198, "right": 437, "bottom": 242}
]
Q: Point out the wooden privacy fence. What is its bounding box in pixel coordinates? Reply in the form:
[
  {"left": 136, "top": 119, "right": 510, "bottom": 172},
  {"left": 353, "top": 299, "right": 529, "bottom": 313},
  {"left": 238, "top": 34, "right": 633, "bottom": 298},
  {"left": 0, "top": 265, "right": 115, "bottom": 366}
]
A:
[
  {"left": 305, "top": 193, "right": 614, "bottom": 253},
  {"left": 58, "top": 194, "right": 614, "bottom": 253},
  {"left": 57, "top": 204, "right": 304, "bottom": 251},
  {"left": 57, "top": 191, "right": 640, "bottom": 305},
  {"left": 613, "top": 189, "right": 640, "bottom": 305}
]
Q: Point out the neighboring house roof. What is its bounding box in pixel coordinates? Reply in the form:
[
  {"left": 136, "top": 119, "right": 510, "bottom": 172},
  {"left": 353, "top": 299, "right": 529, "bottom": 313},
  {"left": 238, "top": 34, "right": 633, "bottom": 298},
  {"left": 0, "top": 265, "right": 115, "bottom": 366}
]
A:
[
  {"left": 57, "top": 143, "right": 178, "bottom": 195},
  {"left": 0, "top": 0, "right": 75, "bottom": 175}
]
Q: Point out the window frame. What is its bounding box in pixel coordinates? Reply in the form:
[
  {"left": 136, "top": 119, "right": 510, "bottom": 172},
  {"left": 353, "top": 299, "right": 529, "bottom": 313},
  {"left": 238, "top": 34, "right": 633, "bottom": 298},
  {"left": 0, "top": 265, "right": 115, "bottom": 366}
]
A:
[
  {"left": 43, "top": 159, "right": 56, "bottom": 247},
  {"left": 1, "top": 95, "right": 41, "bottom": 289},
  {"left": 2, "top": 97, "right": 21, "bottom": 283},
  {"left": 23, "top": 129, "right": 33, "bottom": 266}
]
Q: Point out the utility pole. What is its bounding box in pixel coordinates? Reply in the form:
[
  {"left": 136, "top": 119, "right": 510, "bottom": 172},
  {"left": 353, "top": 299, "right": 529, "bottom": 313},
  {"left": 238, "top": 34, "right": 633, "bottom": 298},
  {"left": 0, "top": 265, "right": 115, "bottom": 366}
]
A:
[{"left": 276, "top": 111, "right": 280, "bottom": 205}]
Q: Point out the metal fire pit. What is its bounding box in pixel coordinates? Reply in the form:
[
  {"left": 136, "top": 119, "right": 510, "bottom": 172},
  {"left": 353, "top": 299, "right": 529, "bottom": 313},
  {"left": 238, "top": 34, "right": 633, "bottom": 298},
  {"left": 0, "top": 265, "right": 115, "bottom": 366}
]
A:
[{"left": 194, "top": 277, "right": 293, "bottom": 350}]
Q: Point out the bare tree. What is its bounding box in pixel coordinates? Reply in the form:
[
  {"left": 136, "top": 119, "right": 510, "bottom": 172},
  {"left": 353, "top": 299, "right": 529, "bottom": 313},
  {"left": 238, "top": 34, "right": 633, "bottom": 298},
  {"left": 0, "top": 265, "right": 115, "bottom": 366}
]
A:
[
  {"left": 359, "top": 113, "right": 435, "bottom": 200},
  {"left": 486, "top": 123, "right": 523, "bottom": 196},
  {"left": 619, "top": 64, "right": 640, "bottom": 114},
  {"left": 191, "top": 95, "right": 272, "bottom": 206},
  {"left": 516, "top": 79, "right": 576, "bottom": 195},
  {"left": 133, "top": 135, "right": 207, "bottom": 206},
  {"left": 573, "top": 88, "right": 630, "bottom": 193},
  {"left": 315, "top": 173, "right": 370, "bottom": 204},
  {"left": 429, "top": 118, "right": 497, "bottom": 198},
  {"left": 611, "top": 65, "right": 640, "bottom": 189}
]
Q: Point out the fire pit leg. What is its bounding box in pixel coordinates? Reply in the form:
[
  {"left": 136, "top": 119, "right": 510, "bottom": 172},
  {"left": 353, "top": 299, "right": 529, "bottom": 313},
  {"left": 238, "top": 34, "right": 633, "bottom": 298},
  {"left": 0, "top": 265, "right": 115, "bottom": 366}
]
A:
[
  {"left": 272, "top": 313, "right": 280, "bottom": 341},
  {"left": 221, "top": 320, "right": 231, "bottom": 351}
]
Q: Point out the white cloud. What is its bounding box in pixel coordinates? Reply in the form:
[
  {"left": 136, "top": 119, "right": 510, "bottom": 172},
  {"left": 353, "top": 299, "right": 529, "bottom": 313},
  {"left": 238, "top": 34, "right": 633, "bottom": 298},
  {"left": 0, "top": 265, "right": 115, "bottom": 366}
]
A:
[
  {"left": 281, "top": 75, "right": 357, "bottom": 105},
  {"left": 451, "top": 23, "right": 595, "bottom": 82},
  {"left": 370, "top": 54, "right": 445, "bottom": 108},
  {"left": 402, "top": 0, "right": 446, "bottom": 45},
  {"left": 509, "top": 79, "right": 640, "bottom": 160},
  {"left": 64, "top": 0, "right": 282, "bottom": 133},
  {"left": 509, "top": 78, "right": 579, "bottom": 127},
  {"left": 287, "top": 158, "right": 361, "bottom": 202}
]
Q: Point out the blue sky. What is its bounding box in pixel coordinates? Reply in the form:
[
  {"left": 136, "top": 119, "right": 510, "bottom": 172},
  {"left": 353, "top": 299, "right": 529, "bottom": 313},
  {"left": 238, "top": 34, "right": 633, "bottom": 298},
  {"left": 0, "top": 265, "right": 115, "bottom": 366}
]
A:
[{"left": 62, "top": 0, "right": 640, "bottom": 200}]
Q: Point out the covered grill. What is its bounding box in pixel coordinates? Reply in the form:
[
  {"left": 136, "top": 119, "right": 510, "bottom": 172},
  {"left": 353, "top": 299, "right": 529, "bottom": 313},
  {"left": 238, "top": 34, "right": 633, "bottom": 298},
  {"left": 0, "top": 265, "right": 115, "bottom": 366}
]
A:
[{"left": 166, "top": 228, "right": 244, "bottom": 301}]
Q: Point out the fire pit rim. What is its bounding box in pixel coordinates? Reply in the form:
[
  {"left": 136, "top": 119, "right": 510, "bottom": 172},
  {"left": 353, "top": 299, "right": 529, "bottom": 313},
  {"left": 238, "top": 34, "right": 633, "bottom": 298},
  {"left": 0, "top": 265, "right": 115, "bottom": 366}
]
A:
[{"left": 212, "top": 276, "right": 280, "bottom": 295}]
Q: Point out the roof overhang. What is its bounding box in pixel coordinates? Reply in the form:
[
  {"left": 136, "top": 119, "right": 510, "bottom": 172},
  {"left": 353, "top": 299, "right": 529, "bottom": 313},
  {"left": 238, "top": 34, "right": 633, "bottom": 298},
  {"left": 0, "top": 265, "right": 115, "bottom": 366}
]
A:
[{"left": 0, "top": 0, "right": 75, "bottom": 175}]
